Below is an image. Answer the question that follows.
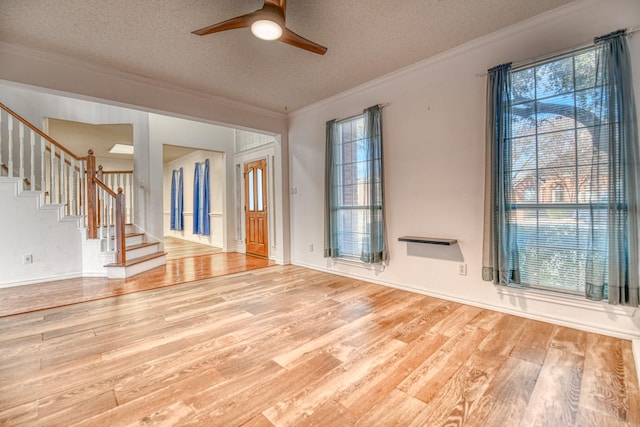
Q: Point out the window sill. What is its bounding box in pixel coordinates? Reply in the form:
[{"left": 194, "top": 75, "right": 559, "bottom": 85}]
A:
[
  {"left": 329, "top": 257, "right": 386, "bottom": 272},
  {"left": 495, "top": 283, "right": 636, "bottom": 316}
]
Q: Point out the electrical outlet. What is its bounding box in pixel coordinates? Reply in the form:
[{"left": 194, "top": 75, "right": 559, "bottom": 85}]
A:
[
  {"left": 457, "top": 263, "right": 467, "bottom": 276},
  {"left": 309, "top": 243, "right": 314, "bottom": 252},
  {"left": 23, "top": 254, "right": 33, "bottom": 264}
]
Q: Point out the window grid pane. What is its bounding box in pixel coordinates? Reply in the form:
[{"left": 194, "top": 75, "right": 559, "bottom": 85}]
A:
[
  {"left": 335, "top": 115, "right": 371, "bottom": 259},
  {"left": 509, "top": 46, "right": 609, "bottom": 295}
]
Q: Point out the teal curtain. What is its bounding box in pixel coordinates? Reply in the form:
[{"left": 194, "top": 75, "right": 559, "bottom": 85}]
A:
[
  {"left": 324, "top": 106, "right": 388, "bottom": 263},
  {"left": 170, "top": 167, "right": 183, "bottom": 231},
  {"left": 361, "top": 105, "right": 388, "bottom": 263},
  {"left": 324, "top": 119, "right": 340, "bottom": 258},
  {"left": 586, "top": 30, "right": 640, "bottom": 306},
  {"left": 481, "top": 63, "right": 521, "bottom": 285}
]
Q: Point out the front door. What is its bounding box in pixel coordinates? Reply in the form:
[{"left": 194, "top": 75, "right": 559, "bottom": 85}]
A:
[{"left": 244, "top": 159, "right": 268, "bottom": 258}]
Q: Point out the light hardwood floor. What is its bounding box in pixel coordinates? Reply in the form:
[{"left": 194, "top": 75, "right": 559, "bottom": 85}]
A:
[
  {"left": 163, "top": 237, "right": 223, "bottom": 260},
  {"left": 0, "top": 253, "right": 273, "bottom": 317},
  {"left": 0, "top": 265, "right": 638, "bottom": 426}
]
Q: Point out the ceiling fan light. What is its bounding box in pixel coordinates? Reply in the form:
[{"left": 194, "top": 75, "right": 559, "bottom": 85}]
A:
[{"left": 251, "top": 19, "right": 282, "bottom": 41}]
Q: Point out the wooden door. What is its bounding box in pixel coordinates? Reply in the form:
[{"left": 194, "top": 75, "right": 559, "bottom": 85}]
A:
[{"left": 245, "top": 159, "right": 268, "bottom": 258}]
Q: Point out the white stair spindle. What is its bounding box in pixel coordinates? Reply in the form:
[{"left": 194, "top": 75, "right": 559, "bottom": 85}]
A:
[
  {"left": 129, "top": 173, "right": 134, "bottom": 224},
  {"left": 40, "top": 136, "right": 45, "bottom": 194},
  {"left": 80, "top": 160, "right": 86, "bottom": 221},
  {"left": 98, "top": 187, "right": 104, "bottom": 240},
  {"left": 60, "top": 151, "right": 66, "bottom": 210},
  {"left": 30, "top": 131, "right": 35, "bottom": 190},
  {"left": 105, "top": 192, "right": 111, "bottom": 251},
  {"left": 125, "top": 174, "right": 131, "bottom": 223},
  {"left": 7, "top": 116, "right": 14, "bottom": 177},
  {"left": 50, "top": 145, "right": 56, "bottom": 203},
  {"left": 18, "top": 123, "right": 25, "bottom": 188},
  {"left": 70, "top": 158, "right": 77, "bottom": 215}
]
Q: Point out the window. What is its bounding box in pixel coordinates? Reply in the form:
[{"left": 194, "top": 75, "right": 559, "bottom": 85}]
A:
[
  {"left": 484, "top": 30, "right": 639, "bottom": 306},
  {"left": 508, "top": 47, "right": 608, "bottom": 294},
  {"left": 325, "top": 105, "right": 388, "bottom": 264},
  {"left": 334, "top": 115, "right": 369, "bottom": 258}
]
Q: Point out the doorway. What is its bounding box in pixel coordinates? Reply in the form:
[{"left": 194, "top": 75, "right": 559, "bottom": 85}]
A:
[{"left": 244, "top": 159, "right": 268, "bottom": 258}]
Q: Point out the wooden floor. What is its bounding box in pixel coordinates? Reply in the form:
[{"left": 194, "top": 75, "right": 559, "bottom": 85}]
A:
[
  {"left": 163, "top": 236, "right": 223, "bottom": 260},
  {"left": 0, "top": 252, "right": 273, "bottom": 317},
  {"left": 0, "top": 265, "right": 637, "bottom": 426}
]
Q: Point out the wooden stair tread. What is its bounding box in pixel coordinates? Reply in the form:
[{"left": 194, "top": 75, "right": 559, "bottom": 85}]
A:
[
  {"left": 126, "top": 242, "right": 159, "bottom": 251},
  {"left": 126, "top": 232, "right": 145, "bottom": 237},
  {"left": 111, "top": 232, "right": 145, "bottom": 240},
  {"left": 104, "top": 251, "right": 166, "bottom": 268}
]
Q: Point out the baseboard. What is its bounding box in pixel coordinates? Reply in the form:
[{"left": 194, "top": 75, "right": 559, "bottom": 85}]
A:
[
  {"left": 0, "top": 272, "right": 83, "bottom": 288},
  {"left": 81, "top": 271, "right": 108, "bottom": 277},
  {"left": 291, "top": 260, "right": 639, "bottom": 341}
]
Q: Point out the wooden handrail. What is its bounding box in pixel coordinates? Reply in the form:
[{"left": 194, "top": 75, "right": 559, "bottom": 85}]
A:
[
  {"left": 0, "top": 103, "right": 83, "bottom": 161},
  {"left": 94, "top": 176, "right": 118, "bottom": 198},
  {"left": 100, "top": 170, "right": 133, "bottom": 175}
]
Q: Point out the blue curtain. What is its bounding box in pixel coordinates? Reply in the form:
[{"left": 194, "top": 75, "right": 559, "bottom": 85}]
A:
[
  {"left": 586, "top": 30, "right": 640, "bottom": 306},
  {"left": 193, "top": 160, "right": 210, "bottom": 235},
  {"left": 481, "top": 63, "right": 521, "bottom": 285},
  {"left": 170, "top": 167, "right": 183, "bottom": 231},
  {"left": 361, "top": 105, "right": 388, "bottom": 263}
]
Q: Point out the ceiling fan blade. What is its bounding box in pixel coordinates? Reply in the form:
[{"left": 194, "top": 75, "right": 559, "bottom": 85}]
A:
[
  {"left": 280, "top": 27, "right": 327, "bottom": 55},
  {"left": 264, "top": 0, "right": 286, "bottom": 13},
  {"left": 192, "top": 11, "right": 257, "bottom": 36}
]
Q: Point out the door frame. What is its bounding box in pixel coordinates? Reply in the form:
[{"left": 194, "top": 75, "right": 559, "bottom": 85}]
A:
[
  {"left": 244, "top": 158, "right": 268, "bottom": 258},
  {"left": 235, "top": 150, "right": 274, "bottom": 259}
]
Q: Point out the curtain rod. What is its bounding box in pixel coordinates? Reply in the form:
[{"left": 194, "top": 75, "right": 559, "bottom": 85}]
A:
[
  {"left": 477, "top": 25, "right": 639, "bottom": 77},
  {"left": 334, "top": 103, "right": 390, "bottom": 123}
]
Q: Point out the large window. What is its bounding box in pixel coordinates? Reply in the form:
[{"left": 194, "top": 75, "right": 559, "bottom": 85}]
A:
[
  {"left": 508, "top": 47, "right": 607, "bottom": 294},
  {"left": 334, "top": 115, "right": 372, "bottom": 258},
  {"left": 484, "top": 30, "right": 639, "bottom": 306},
  {"left": 325, "top": 105, "right": 388, "bottom": 264}
]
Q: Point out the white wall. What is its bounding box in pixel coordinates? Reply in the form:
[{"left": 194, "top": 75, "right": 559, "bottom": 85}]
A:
[
  {"left": 149, "top": 113, "right": 234, "bottom": 249},
  {"left": 288, "top": 0, "right": 640, "bottom": 339},
  {"left": 163, "top": 149, "right": 225, "bottom": 248},
  {"left": 0, "top": 178, "right": 83, "bottom": 287}
]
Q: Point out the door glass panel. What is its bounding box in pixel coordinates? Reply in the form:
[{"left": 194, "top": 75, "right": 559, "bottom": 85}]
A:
[
  {"left": 248, "top": 169, "right": 255, "bottom": 211},
  {"left": 257, "top": 167, "right": 263, "bottom": 211}
]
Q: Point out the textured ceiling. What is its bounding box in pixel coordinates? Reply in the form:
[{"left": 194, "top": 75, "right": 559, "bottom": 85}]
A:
[{"left": 0, "top": 0, "right": 573, "bottom": 113}]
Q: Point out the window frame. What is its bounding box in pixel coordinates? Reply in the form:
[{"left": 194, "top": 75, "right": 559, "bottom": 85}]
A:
[
  {"left": 332, "top": 114, "right": 375, "bottom": 261},
  {"left": 505, "top": 45, "right": 611, "bottom": 296}
]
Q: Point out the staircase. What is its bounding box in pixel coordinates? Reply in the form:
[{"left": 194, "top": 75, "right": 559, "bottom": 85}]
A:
[
  {"left": 104, "top": 228, "right": 166, "bottom": 278},
  {"left": 0, "top": 102, "right": 166, "bottom": 284}
]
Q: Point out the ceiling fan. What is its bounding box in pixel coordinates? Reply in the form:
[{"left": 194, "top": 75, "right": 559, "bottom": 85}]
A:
[{"left": 192, "top": 0, "right": 327, "bottom": 55}]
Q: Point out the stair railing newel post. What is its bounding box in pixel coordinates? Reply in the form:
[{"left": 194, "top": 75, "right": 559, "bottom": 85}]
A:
[
  {"left": 116, "top": 187, "right": 126, "bottom": 265},
  {"left": 86, "top": 150, "right": 98, "bottom": 239}
]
